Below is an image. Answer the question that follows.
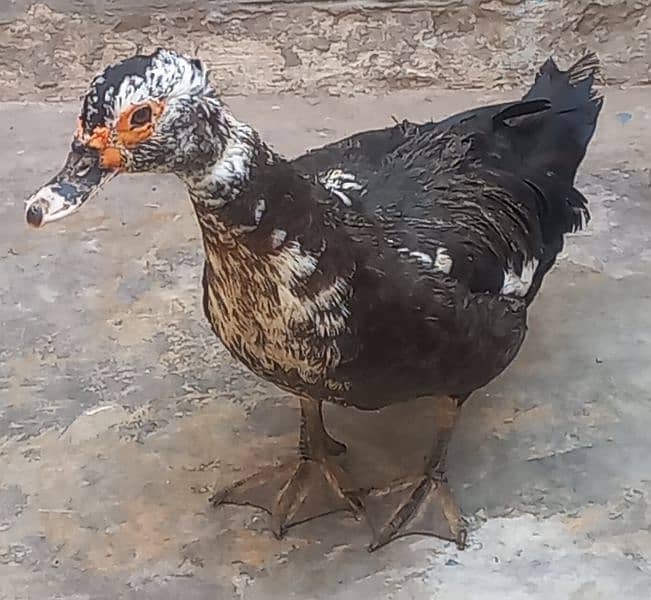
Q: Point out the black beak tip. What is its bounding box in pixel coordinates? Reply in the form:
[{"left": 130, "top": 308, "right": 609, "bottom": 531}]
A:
[{"left": 26, "top": 204, "right": 44, "bottom": 228}]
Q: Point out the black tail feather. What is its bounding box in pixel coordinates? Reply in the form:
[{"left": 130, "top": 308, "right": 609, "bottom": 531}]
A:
[
  {"left": 514, "top": 53, "right": 603, "bottom": 186},
  {"left": 526, "top": 52, "right": 603, "bottom": 102},
  {"left": 502, "top": 53, "right": 603, "bottom": 260},
  {"left": 523, "top": 52, "right": 603, "bottom": 153}
]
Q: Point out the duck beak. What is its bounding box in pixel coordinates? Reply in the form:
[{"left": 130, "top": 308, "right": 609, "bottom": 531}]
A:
[{"left": 25, "top": 141, "right": 118, "bottom": 228}]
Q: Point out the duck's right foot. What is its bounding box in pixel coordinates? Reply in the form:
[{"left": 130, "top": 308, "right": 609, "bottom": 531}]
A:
[
  {"left": 211, "top": 397, "right": 358, "bottom": 537},
  {"left": 210, "top": 455, "right": 362, "bottom": 537}
]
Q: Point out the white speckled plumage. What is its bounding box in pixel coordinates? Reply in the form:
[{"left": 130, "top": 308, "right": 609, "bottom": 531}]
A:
[{"left": 501, "top": 259, "right": 539, "bottom": 297}]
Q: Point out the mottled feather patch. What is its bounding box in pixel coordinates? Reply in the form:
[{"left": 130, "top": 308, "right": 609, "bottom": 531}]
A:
[
  {"left": 270, "top": 228, "right": 287, "bottom": 249},
  {"left": 409, "top": 250, "right": 433, "bottom": 266},
  {"left": 294, "top": 276, "right": 351, "bottom": 338},
  {"left": 82, "top": 49, "right": 208, "bottom": 131},
  {"left": 201, "top": 128, "right": 256, "bottom": 197},
  {"left": 254, "top": 198, "right": 266, "bottom": 225},
  {"left": 396, "top": 245, "right": 453, "bottom": 274},
  {"left": 203, "top": 232, "right": 351, "bottom": 394},
  {"left": 332, "top": 189, "right": 353, "bottom": 206},
  {"left": 434, "top": 247, "right": 453, "bottom": 274},
  {"left": 270, "top": 240, "right": 319, "bottom": 282},
  {"left": 318, "top": 169, "right": 364, "bottom": 206},
  {"left": 501, "top": 258, "right": 539, "bottom": 297}
]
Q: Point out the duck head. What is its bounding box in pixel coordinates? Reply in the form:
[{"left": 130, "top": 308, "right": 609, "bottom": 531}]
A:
[{"left": 25, "top": 48, "right": 254, "bottom": 228}]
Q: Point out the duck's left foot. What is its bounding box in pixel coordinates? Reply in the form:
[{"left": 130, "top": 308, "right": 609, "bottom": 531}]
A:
[
  {"left": 365, "top": 471, "right": 466, "bottom": 552},
  {"left": 364, "top": 395, "right": 468, "bottom": 552}
]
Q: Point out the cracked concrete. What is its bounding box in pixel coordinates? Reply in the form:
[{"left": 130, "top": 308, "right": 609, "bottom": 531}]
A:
[
  {"left": 1, "top": 88, "right": 650, "bottom": 598},
  {"left": 0, "top": 1, "right": 649, "bottom": 101}
]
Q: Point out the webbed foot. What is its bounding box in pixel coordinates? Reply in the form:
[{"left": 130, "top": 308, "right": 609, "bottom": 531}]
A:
[
  {"left": 210, "top": 397, "right": 358, "bottom": 537},
  {"left": 211, "top": 456, "right": 362, "bottom": 537},
  {"left": 365, "top": 472, "right": 466, "bottom": 551}
]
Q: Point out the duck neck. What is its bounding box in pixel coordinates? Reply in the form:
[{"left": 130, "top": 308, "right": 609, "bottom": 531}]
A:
[{"left": 181, "top": 105, "right": 278, "bottom": 236}]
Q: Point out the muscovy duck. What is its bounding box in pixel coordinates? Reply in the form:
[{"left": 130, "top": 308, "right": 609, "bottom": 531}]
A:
[{"left": 25, "top": 49, "right": 602, "bottom": 551}]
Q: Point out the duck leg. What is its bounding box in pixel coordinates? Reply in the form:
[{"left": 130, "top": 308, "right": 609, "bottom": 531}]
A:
[
  {"left": 365, "top": 396, "right": 467, "bottom": 552},
  {"left": 313, "top": 399, "right": 348, "bottom": 457},
  {"left": 210, "top": 397, "right": 361, "bottom": 538}
]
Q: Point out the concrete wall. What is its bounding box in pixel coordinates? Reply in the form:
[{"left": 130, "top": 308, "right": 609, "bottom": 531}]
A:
[{"left": 0, "top": 1, "right": 648, "bottom": 101}]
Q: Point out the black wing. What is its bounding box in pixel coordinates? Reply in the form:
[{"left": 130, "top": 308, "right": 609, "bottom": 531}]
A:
[
  {"left": 287, "top": 54, "right": 601, "bottom": 406},
  {"left": 294, "top": 54, "right": 602, "bottom": 304}
]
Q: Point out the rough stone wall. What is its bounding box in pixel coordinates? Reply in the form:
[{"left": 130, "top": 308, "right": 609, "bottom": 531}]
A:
[{"left": 0, "top": 1, "right": 649, "bottom": 101}]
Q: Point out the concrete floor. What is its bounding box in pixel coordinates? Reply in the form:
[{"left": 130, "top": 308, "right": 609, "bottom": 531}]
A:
[{"left": 1, "top": 89, "right": 650, "bottom": 599}]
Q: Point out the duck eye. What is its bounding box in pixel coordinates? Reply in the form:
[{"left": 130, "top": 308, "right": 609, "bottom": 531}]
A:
[{"left": 130, "top": 105, "right": 152, "bottom": 127}]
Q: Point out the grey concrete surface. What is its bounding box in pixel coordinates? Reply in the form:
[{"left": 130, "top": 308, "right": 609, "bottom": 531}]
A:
[
  {"left": 1, "top": 2, "right": 648, "bottom": 101},
  {"left": 1, "top": 89, "right": 650, "bottom": 599}
]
